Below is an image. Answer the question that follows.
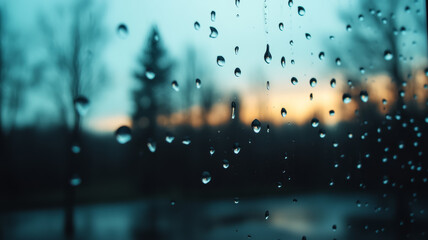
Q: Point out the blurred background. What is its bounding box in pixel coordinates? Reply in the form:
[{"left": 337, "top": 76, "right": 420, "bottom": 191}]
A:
[{"left": 0, "top": 0, "right": 427, "bottom": 239}]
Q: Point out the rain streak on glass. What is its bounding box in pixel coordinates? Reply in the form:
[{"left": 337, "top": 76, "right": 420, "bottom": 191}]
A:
[
  {"left": 310, "top": 78, "right": 317, "bottom": 87},
  {"left": 343, "top": 93, "right": 352, "bottom": 104},
  {"left": 209, "top": 27, "right": 218, "bottom": 38},
  {"left": 217, "top": 56, "right": 225, "bottom": 66},
  {"left": 115, "top": 126, "right": 132, "bottom": 144},
  {"left": 231, "top": 101, "right": 237, "bottom": 119},
  {"left": 291, "top": 77, "right": 298, "bottom": 85},
  {"left": 171, "top": 80, "right": 179, "bottom": 91},
  {"left": 360, "top": 90, "right": 369, "bottom": 102},
  {"left": 264, "top": 44, "right": 272, "bottom": 64},
  {"left": 281, "top": 108, "right": 287, "bottom": 117},
  {"left": 201, "top": 171, "right": 212, "bottom": 184},
  {"left": 297, "top": 6, "right": 306, "bottom": 16},
  {"left": 195, "top": 78, "right": 201, "bottom": 88},
  {"left": 194, "top": 21, "right": 200, "bottom": 30},
  {"left": 117, "top": 23, "right": 128, "bottom": 38},
  {"left": 251, "top": 119, "right": 262, "bottom": 133},
  {"left": 74, "top": 96, "right": 90, "bottom": 116},
  {"left": 234, "top": 68, "right": 241, "bottom": 77}
]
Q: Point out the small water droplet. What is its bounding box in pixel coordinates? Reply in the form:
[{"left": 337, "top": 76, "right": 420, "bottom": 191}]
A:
[
  {"left": 115, "top": 126, "right": 132, "bottom": 144},
  {"left": 233, "top": 142, "right": 241, "bottom": 154},
  {"left": 195, "top": 78, "right": 201, "bottom": 88},
  {"left": 319, "top": 52, "right": 325, "bottom": 60},
  {"left": 384, "top": 50, "right": 393, "bottom": 61},
  {"left": 231, "top": 101, "right": 236, "bottom": 119},
  {"left": 222, "top": 159, "right": 230, "bottom": 169},
  {"left": 311, "top": 118, "right": 319, "bottom": 127},
  {"left": 297, "top": 6, "right": 306, "bottom": 16},
  {"left": 117, "top": 24, "right": 128, "bottom": 38},
  {"left": 382, "top": 99, "right": 387, "bottom": 105},
  {"left": 145, "top": 70, "right": 155, "bottom": 80},
  {"left": 266, "top": 81, "right": 270, "bottom": 90},
  {"left": 251, "top": 119, "right": 261, "bottom": 133},
  {"left": 346, "top": 24, "right": 352, "bottom": 31},
  {"left": 332, "top": 224, "right": 337, "bottom": 231},
  {"left": 209, "top": 26, "right": 218, "bottom": 38},
  {"left": 330, "top": 79, "right": 336, "bottom": 88},
  {"left": 305, "top": 33, "right": 312, "bottom": 40},
  {"left": 319, "top": 129, "right": 326, "bottom": 138},
  {"left": 335, "top": 58, "right": 342, "bottom": 66},
  {"left": 329, "top": 110, "right": 335, "bottom": 116},
  {"left": 235, "top": 46, "right": 239, "bottom": 55},
  {"left": 70, "top": 174, "right": 82, "bottom": 187},
  {"left": 280, "top": 57, "right": 286, "bottom": 68},
  {"left": 310, "top": 78, "right": 317, "bottom": 87},
  {"left": 182, "top": 137, "right": 191, "bottom": 145},
  {"left": 211, "top": 11, "right": 216, "bottom": 22},
  {"left": 74, "top": 96, "right": 90, "bottom": 116},
  {"left": 235, "top": 0, "right": 240, "bottom": 7},
  {"left": 360, "top": 90, "right": 369, "bottom": 102},
  {"left": 289, "top": 40, "right": 294, "bottom": 46},
  {"left": 358, "top": 14, "right": 364, "bottom": 21},
  {"left": 310, "top": 93, "right": 313, "bottom": 101},
  {"left": 217, "top": 56, "right": 225, "bottom": 66},
  {"left": 265, "top": 210, "right": 270, "bottom": 220},
  {"left": 194, "top": 21, "right": 200, "bottom": 30},
  {"left": 329, "top": 35, "right": 335, "bottom": 40},
  {"left": 264, "top": 44, "right": 272, "bottom": 64},
  {"left": 147, "top": 139, "right": 156, "bottom": 152},
  {"left": 165, "top": 134, "right": 175, "bottom": 143},
  {"left": 343, "top": 93, "right": 352, "bottom": 104},
  {"left": 281, "top": 108, "right": 287, "bottom": 117},
  {"left": 291, "top": 77, "right": 298, "bottom": 85},
  {"left": 234, "top": 197, "right": 240, "bottom": 204},
  {"left": 209, "top": 146, "right": 215, "bottom": 156},
  {"left": 279, "top": 22, "right": 284, "bottom": 31},
  {"left": 288, "top": 0, "right": 293, "bottom": 7},
  {"left": 171, "top": 80, "right": 179, "bottom": 92},
  {"left": 201, "top": 171, "right": 212, "bottom": 184},
  {"left": 234, "top": 68, "right": 241, "bottom": 77}
]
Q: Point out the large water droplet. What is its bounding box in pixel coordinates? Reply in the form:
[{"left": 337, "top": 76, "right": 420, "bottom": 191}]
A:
[
  {"left": 211, "top": 11, "right": 216, "bottom": 22},
  {"left": 74, "top": 96, "right": 90, "bottom": 116},
  {"left": 171, "top": 80, "right": 179, "bottom": 92},
  {"left": 384, "top": 50, "right": 393, "bottom": 61},
  {"left": 342, "top": 93, "right": 352, "bottom": 104},
  {"left": 330, "top": 78, "right": 336, "bottom": 88},
  {"left": 147, "top": 139, "right": 156, "bottom": 152},
  {"left": 233, "top": 142, "right": 241, "bottom": 154},
  {"left": 201, "top": 171, "right": 212, "bottom": 184},
  {"left": 251, "top": 119, "right": 261, "bottom": 133},
  {"left": 231, "top": 101, "right": 237, "bottom": 119},
  {"left": 297, "top": 6, "right": 306, "bottom": 16},
  {"left": 195, "top": 78, "right": 201, "bottom": 88},
  {"left": 310, "top": 78, "right": 317, "bottom": 87},
  {"left": 194, "top": 21, "right": 200, "bottom": 30},
  {"left": 281, "top": 108, "right": 287, "bottom": 117},
  {"left": 115, "top": 126, "right": 132, "bottom": 144},
  {"left": 264, "top": 44, "right": 272, "bottom": 64},
  {"left": 291, "top": 77, "right": 298, "bottom": 85},
  {"left": 217, "top": 56, "right": 225, "bottom": 66},
  {"left": 117, "top": 24, "right": 128, "bottom": 38},
  {"left": 209, "top": 27, "right": 218, "bottom": 38},
  {"left": 360, "top": 90, "right": 369, "bottom": 102},
  {"left": 234, "top": 68, "right": 241, "bottom": 77},
  {"left": 311, "top": 118, "right": 319, "bottom": 127},
  {"left": 281, "top": 56, "right": 286, "bottom": 68}
]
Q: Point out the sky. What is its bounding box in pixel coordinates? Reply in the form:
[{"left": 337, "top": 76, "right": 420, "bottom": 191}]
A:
[{"left": 1, "top": 0, "right": 427, "bottom": 132}]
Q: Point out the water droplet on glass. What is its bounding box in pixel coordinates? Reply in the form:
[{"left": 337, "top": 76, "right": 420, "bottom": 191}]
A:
[
  {"left": 266, "top": 124, "right": 270, "bottom": 133},
  {"left": 358, "top": 14, "right": 364, "bottom": 21},
  {"left": 171, "top": 80, "right": 179, "bottom": 92},
  {"left": 266, "top": 81, "right": 270, "bottom": 90},
  {"left": 234, "top": 197, "right": 240, "bottom": 204},
  {"left": 195, "top": 78, "right": 201, "bottom": 88},
  {"left": 279, "top": 22, "right": 284, "bottom": 31},
  {"left": 291, "top": 77, "right": 298, "bottom": 85},
  {"left": 310, "top": 78, "right": 317, "bottom": 87},
  {"left": 311, "top": 118, "right": 319, "bottom": 127},
  {"left": 297, "top": 6, "right": 306, "bottom": 16},
  {"left": 147, "top": 139, "right": 156, "bottom": 152},
  {"left": 319, "top": 52, "right": 325, "bottom": 60},
  {"left": 233, "top": 142, "right": 241, "bottom": 154},
  {"left": 165, "top": 134, "right": 175, "bottom": 143},
  {"left": 117, "top": 24, "right": 128, "bottom": 38},
  {"left": 70, "top": 174, "right": 81, "bottom": 187},
  {"left": 343, "top": 94, "right": 352, "bottom": 104},
  {"left": 235, "top": 46, "right": 239, "bottom": 55},
  {"left": 211, "top": 11, "right": 216, "bottom": 22},
  {"left": 182, "top": 137, "right": 191, "bottom": 145},
  {"left": 335, "top": 58, "right": 342, "bottom": 66},
  {"left": 251, "top": 119, "right": 261, "bottom": 133},
  {"left": 74, "top": 96, "right": 90, "bottom": 116},
  {"left": 217, "top": 56, "right": 225, "bottom": 66},
  {"left": 319, "top": 129, "right": 326, "bottom": 138},
  {"left": 222, "top": 159, "right": 230, "bottom": 169},
  {"left": 194, "top": 21, "right": 200, "bottom": 30},
  {"left": 71, "top": 143, "right": 81, "bottom": 154},
  {"left": 264, "top": 44, "right": 272, "bottom": 64},
  {"left": 281, "top": 57, "right": 286, "bottom": 68},
  {"left": 310, "top": 93, "right": 313, "bottom": 101},
  {"left": 115, "top": 126, "right": 132, "bottom": 144},
  {"left": 231, "top": 101, "right": 236, "bottom": 119},
  {"left": 360, "top": 90, "right": 369, "bottom": 102},
  {"left": 346, "top": 24, "right": 352, "bottom": 31},
  {"left": 305, "top": 33, "right": 312, "bottom": 40},
  {"left": 234, "top": 68, "right": 241, "bottom": 77},
  {"left": 382, "top": 99, "right": 387, "bottom": 105},
  {"left": 281, "top": 108, "right": 287, "bottom": 117},
  {"left": 288, "top": 0, "right": 293, "bottom": 7},
  {"left": 329, "top": 35, "right": 335, "bottom": 40},
  {"left": 209, "top": 146, "right": 215, "bottom": 156},
  {"left": 332, "top": 224, "right": 337, "bottom": 231},
  {"left": 329, "top": 110, "right": 335, "bottom": 116},
  {"left": 235, "top": 0, "right": 240, "bottom": 7},
  {"left": 145, "top": 70, "right": 155, "bottom": 80},
  {"left": 265, "top": 210, "right": 270, "bottom": 220},
  {"left": 289, "top": 40, "right": 294, "bottom": 46},
  {"left": 209, "top": 27, "right": 218, "bottom": 38},
  {"left": 277, "top": 181, "right": 283, "bottom": 188},
  {"left": 330, "top": 78, "right": 336, "bottom": 88},
  {"left": 384, "top": 50, "right": 393, "bottom": 61},
  {"left": 201, "top": 171, "right": 212, "bottom": 184}
]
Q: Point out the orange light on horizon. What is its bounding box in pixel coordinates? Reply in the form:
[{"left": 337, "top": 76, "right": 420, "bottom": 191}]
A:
[{"left": 86, "top": 115, "right": 132, "bottom": 133}]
